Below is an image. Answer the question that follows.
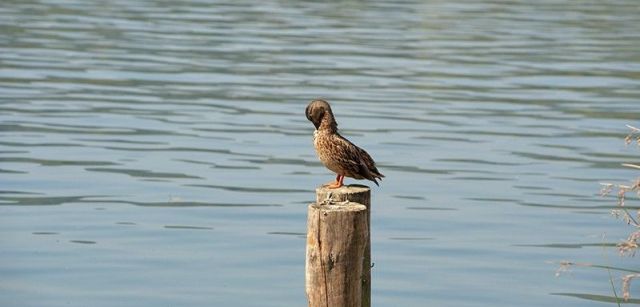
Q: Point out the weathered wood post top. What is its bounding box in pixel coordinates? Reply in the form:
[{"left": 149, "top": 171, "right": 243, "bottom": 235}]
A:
[{"left": 314, "top": 184, "right": 371, "bottom": 207}]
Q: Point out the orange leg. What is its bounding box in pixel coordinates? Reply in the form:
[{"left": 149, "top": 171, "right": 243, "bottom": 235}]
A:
[{"left": 327, "top": 174, "right": 344, "bottom": 189}]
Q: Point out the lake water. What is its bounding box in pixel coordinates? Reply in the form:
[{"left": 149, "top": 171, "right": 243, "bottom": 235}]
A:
[{"left": 1, "top": 1, "right": 640, "bottom": 306}]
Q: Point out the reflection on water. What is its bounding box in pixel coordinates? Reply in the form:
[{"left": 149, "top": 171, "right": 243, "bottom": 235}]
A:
[
  {"left": 69, "top": 240, "right": 97, "bottom": 245},
  {"left": 164, "top": 225, "right": 213, "bottom": 230},
  {"left": 1, "top": 0, "right": 640, "bottom": 306}
]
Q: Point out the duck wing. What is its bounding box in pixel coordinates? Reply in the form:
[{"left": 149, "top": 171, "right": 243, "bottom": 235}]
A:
[{"left": 334, "top": 134, "right": 384, "bottom": 185}]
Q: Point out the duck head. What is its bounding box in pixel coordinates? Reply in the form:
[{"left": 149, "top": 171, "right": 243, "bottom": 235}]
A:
[{"left": 305, "top": 99, "right": 337, "bottom": 131}]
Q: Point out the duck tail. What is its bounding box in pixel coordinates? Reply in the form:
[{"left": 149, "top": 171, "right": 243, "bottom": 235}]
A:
[{"left": 367, "top": 168, "right": 383, "bottom": 186}]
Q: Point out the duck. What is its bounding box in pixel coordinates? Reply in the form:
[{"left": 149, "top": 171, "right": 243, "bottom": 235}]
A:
[{"left": 305, "top": 99, "right": 384, "bottom": 188}]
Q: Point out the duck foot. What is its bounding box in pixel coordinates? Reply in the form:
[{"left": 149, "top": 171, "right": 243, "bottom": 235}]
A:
[{"left": 325, "top": 174, "right": 344, "bottom": 189}]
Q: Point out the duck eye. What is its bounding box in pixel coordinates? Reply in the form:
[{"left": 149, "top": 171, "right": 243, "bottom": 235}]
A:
[{"left": 305, "top": 105, "right": 315, "bottom": 121}]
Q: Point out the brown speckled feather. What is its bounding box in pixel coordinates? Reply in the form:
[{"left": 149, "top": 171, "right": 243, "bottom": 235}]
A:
[{"left": 306, "top": 99, "right": 384, "bottom": 186}]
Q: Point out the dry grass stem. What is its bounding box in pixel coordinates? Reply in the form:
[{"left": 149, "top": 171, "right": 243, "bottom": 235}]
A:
[
  {"left": 624, "top": 125, "right": 640, "bottom": 147},
  {"left": 556, "top": 125, "right": 639, "bottom": 299},
  {"left": 623, "top": 274, "right": 640, "bottom": 301},
  {"left": 622, "top": 163, "right": 640, "bottom": 170},
  {"left": 554, "top": 261, "right": 594, "bottom": 277},
  {"left": 600, "top": 124, "right": 640, "bottom": 299},
  {"left": 626, "top": 124, "right": 640, "bottom": 133}
]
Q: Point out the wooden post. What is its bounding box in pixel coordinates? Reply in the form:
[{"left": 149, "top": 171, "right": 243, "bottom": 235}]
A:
[{"left": 306, "top": 185, "right": 371, "bottom": 307}]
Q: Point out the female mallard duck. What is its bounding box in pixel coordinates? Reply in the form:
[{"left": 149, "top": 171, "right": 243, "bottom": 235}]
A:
[{"left": 305, "top": 99, "right": 384, "bottom": 188}]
